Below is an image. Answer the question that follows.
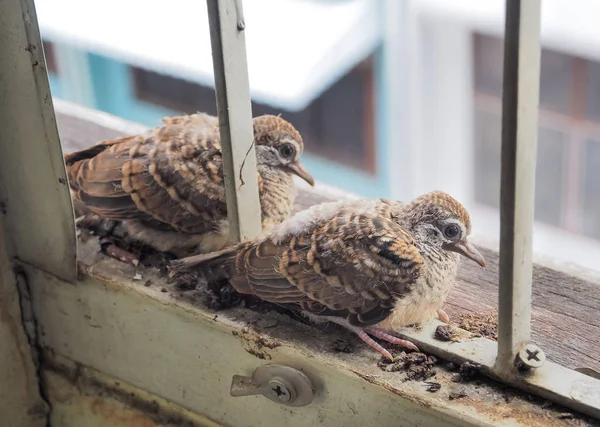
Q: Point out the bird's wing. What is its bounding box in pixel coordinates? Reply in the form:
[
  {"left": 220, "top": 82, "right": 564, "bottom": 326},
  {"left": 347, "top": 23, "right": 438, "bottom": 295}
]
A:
[
  {"left": 65, "top": 115, "right": 229, "bottom": 234},
  {"left": 230, "top": 200, "right": 424, "bottom": 327}
]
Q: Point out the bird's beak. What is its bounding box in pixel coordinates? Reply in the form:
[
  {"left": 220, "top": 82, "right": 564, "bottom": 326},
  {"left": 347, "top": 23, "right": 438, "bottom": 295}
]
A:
[
  {"left": 444, "top": 239, "right": 486, "bottom": 268},
  {"left": 286, "top": 160, "right": 315, "bottom": 187}
]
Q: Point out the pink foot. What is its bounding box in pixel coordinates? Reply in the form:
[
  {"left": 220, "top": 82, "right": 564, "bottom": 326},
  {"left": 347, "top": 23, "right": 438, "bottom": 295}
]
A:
[
  {"left": 437, "top": 309, "right": 450, "bottom": 323},
  {"left": 365, "top": 328, "right": 420, "bottom": 352},
  {"left": 355, "top": 329, "right": 395, "bottom": 361},
  {"left": 350, "top": 327, "right": 420, "bottom": 361}
]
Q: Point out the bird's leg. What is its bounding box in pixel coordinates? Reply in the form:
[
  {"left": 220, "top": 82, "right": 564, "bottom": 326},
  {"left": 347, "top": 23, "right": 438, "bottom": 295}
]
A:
[
  {"left": 351, "top": 327, "right": 394, "bottom": 361},
  {"left": 310, "top": 315, "right": 420, "bottom": 361},
  {"left": 437, "top": 309, "right": 450, "bottom": 323},
  {"left": 348, "top": 325, "right": 419, "bottom": 361},
  {"left": 364, "top": 328, "right": 420, "bottom": 353}
]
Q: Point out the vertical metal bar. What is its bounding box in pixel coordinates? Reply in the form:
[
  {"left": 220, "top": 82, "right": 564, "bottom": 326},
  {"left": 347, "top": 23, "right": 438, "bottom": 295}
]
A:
[
  {"left": 496, "top": 0, "right": 542, "bottom": 372},
  {"left": 0, "top": 0, "right": 77, "bottom": 283},
  {"left": 206, "top": 0, "right": 262, "bottom": 242}
]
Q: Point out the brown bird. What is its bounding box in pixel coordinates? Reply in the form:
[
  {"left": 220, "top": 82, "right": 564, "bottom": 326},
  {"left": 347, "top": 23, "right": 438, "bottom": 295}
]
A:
[
  {"left": 170, "top": 191, "right": 486, "bottom": 360},
  {"left": 65, "top": 113, "right": 314, "bottom": 256}
]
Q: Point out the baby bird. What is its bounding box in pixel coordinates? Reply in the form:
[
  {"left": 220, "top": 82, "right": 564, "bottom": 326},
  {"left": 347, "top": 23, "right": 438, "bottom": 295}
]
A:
[
  {"left": 170, "top": 191, "right": 486, "bottom": 360},
  {"left": 65, "top": 113, "right": 314, "bottom": 256}
]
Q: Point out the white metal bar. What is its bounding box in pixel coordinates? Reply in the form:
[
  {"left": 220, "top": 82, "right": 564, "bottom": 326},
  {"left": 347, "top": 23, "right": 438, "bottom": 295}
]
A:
[
  {"left": 382, "top": 0, "right": 422, "bottom": 202},
  {"left": 495, "top": 0, "right": 542, "bottom": 372},
  {"left": 396, "top": 321, "right": 600, "bottom": 420},
  {"left": 206, "top": 0, "right": 262, "bottom": 242},
  {"left": 0, "top": 0, "right": 77, "bottom": 283}
]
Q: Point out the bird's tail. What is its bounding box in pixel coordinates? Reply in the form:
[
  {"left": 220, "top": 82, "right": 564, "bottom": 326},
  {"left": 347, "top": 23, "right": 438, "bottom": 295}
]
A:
[{"left": 168, "top": 245, "right": 239, "bottom": 283}]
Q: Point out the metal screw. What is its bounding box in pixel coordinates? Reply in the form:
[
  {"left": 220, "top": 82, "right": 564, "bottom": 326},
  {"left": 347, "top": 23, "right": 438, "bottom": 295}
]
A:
[
  {"left": 268, "top": 379, "right": 292, "bottom": 403},
  {"left": 516, "top": 343, "right": 546, "bottom": 369},
  {"left": 230, "top": 364, "right": 314, "bottom": 407}
]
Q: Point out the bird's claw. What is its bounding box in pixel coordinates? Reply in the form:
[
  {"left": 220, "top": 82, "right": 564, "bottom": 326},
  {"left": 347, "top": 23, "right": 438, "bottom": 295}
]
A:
[
  {"left": 437, "top": 309, "right": 450, "bottom": 324},
  {"left": 352, "top": 327, "right": 420, "bottom": 361}
]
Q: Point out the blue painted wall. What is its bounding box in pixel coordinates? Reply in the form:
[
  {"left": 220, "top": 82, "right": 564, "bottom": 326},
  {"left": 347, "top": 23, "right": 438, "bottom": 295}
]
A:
[
  {"left": 51, "top": 50, "right": 391, "bottom": 199},
  {"left": 47, "top": 72, "right": 63, "bottom": 99}
]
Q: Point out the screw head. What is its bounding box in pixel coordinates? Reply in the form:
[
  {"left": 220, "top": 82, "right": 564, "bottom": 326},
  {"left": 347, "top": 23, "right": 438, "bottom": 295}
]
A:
[
  {"left": 267, "top": 379, "right": 292, "bottom": 403},
  {"left": 516, "top": 343, "right": 546, "bottom": 369}
]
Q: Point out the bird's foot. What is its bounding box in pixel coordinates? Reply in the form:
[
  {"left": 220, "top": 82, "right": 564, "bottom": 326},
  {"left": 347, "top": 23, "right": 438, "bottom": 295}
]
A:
[
  {"left": 352, "top": 327, "right": 420, "bottom": 361},
  {"left": 437, "top": 309, "right": 450, "bottom": 323}
]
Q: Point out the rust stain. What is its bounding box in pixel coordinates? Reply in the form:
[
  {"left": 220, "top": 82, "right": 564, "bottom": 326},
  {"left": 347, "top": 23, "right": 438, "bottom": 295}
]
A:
[
  {"left": 44, "top": 356, "right": 220, "bottom": 427},
  {"left": 88, "top": 396, "right": 161, "bottom": 427},
  {"left": 350, "top": 369, "right": 433, "bottom": 410},
  {"left": 350, "top": 369, "right": 595, "bottom": 427},
  {"left": 460, "top": 395, "right": 589, "bottom": 427},
  {"left": 232, "top": 328, "right": 280, "bottom": 360}
]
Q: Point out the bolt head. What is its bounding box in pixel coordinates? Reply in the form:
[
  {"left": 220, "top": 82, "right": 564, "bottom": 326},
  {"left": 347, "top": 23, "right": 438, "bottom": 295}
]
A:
[{"left": 516, "top": 343, "right": 546, "bottom": 369}]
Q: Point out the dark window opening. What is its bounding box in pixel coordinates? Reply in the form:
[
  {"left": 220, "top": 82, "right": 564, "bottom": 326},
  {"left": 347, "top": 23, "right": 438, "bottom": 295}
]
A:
[
  {"left": 42, "top": 40, "right": 57, "bottom": 75},
  {"left": 130, "top": 56, "right": 376, "bottom": 173}
]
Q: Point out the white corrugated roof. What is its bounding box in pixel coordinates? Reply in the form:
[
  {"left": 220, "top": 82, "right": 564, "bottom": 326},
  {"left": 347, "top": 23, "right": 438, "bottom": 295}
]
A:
[
  {"left": 35, "top": 0, "right": 380, "bottom": 111},
  {"left": 417, "top": 0, "right": 600, "bottom": 62}
]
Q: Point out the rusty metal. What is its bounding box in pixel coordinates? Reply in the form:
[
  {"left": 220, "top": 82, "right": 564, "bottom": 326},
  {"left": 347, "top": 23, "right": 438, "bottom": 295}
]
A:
[{"left": 230, "top": 364, "right": 315, "bottom": 407}]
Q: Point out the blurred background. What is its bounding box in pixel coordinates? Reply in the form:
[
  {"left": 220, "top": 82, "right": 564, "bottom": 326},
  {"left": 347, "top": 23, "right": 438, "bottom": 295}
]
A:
[{"left": 34, "top": 0, "right": 600, "bottom": 271}]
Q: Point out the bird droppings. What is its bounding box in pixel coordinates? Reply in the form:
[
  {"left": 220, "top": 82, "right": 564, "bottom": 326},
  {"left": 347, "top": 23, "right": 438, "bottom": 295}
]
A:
[
  {"left": 170, "top": 272, "right": 200, "bottom": 291},
  {"left": 205, "top": 279, "right": 243, "bottom": 310},
  {"left": 424, "top": 381, "right": 441, "bottom": 393},
  {"left": 333, "top": 339, "right": 354, "bottom": 353},
  {"left": 451, "top": 373, "right": 463, "bottom": 383},
  {"left": 133, "top": 273, "right": 143, "bottom": 281},
  {"left": 459, "top": 361, "right": 483, "bottom": 381},
  {"left": 456, "top": 309, "right": 498, "bottom": 341},
  {"left": 144, "top": 280, "right": 152, "bottom": 287},
  {"left": 448, "top": 384, "right": 468, "bottom": 400},
  {"left": 558, "top": 413, "right": 575, "bottom": 420},
  {"left": 378, "top": 351, "right": 438, "bottom": 381},
  {"left": 434, "top": 325, "right": 453, "bottom": 341}
]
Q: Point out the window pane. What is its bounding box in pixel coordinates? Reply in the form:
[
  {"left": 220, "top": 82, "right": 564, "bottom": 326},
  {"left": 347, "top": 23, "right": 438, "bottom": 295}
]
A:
[
  {"left": 474, "top": 109, "right": 502, "bottom": 208},
  {"left": 313, "top": 63, "right": 371, "bottom": 169},
  {"left": 539, "top": 49, "right": 573, "bottom": 115},
  {"left": 132, "top": 67, "right": 217, "bottom": 114},
  {"left": 534, "top": 127, "right": 566, "bottom": 226},
  {"left": 473, "top": 34, "right": 504, "bottom": 96},
  {"left": 585, "top": 62, "right": 600, "bottom": 122},
  {"left": 473, "top": 33, "right": 573, "bottom": 114},
  {"left": 582, "top": 139, "right": 600, "bottom": 239},
  {"left": 473, "top": 109, "right": 565, "bottom": 226}
]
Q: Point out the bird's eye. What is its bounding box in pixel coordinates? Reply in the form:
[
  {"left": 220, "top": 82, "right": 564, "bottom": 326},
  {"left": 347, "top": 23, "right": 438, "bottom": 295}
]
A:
[
  {"left": 443, "top": 224, "right": 460, "bottom": 239},
  {"left": 279, "top": 143, "right": 295, "bottom": 159}
]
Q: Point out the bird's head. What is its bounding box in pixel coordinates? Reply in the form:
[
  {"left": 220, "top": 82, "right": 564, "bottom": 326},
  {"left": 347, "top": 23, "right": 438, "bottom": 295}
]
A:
[
  {"left": 404, "top": 191, "right": 486, "bottom": 268},
  {"left": 252, "top": 115, "right": 315, "bottom": 186}
]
